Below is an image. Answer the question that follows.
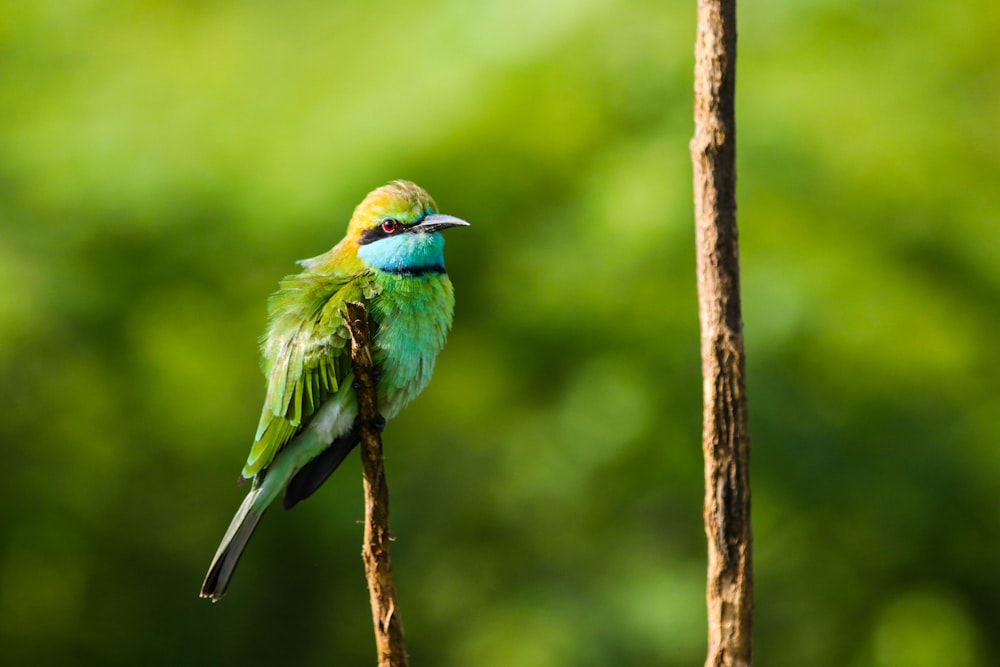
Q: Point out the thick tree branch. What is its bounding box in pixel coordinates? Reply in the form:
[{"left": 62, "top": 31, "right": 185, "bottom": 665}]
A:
[
  {"left": 343, "top": 301, "right": 409, "bottom": 667},
  {"left": 691, "top": 1, "right": 753, "bottom": 666}
]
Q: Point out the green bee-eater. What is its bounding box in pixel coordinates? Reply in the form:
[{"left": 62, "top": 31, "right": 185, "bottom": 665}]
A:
[{"left": 200, "top": 180, "right": 468, "bottom": 601}]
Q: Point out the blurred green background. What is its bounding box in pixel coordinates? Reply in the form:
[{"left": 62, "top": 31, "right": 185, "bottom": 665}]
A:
[{"left": 2, "top": 1, "right": 998, "bottom": 665}]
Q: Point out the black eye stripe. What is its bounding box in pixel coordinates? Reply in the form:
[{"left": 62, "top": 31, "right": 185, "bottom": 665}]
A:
[{"left": 359, "top": 218, "right": 412, "bottom": 245}]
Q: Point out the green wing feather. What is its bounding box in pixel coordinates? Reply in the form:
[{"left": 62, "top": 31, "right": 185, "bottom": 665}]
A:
[{"left": 242, "top": 267, "right": 374, "bottom": 478}]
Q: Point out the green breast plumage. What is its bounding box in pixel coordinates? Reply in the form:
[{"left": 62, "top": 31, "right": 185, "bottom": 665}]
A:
[{"left": 369, "top": 270, "right": 455, "bottom": 419}]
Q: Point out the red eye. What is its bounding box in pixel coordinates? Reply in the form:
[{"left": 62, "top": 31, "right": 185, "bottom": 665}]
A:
[{"left": 381, "top": 219, "right": 398, "bottom": 234}]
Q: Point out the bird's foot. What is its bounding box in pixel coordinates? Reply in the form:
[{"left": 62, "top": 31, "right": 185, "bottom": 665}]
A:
[
  {"left": 371, "top": 414, "right": 387, "bottom": 432},
  {"left": 352, "top": 368, "right": 381, "bottom": 389}
]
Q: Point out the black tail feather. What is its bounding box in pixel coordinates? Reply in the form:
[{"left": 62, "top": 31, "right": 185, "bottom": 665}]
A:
[{"left": 283, "top": 432, "right": 359, "bottom": 510}]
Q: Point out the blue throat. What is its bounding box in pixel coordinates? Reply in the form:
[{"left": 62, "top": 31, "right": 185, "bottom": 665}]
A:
[{"left": 358, "top": 232, "right": 446, "bottom": 274}]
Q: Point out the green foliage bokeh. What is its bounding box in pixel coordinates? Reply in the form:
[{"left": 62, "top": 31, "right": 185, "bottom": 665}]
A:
[{"left": 1, "top": 1, "right": 998, "bottom": 665}]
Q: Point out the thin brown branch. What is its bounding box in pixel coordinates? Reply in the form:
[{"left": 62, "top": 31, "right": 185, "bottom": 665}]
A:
[
  {"left": 343, "top": 301, "right": 409, "bottom": 667},
  {"left": 691, "top": 0, "right": 753, "bottom": 666}
]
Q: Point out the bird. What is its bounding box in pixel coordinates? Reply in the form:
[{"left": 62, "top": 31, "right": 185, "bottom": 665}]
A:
[{"left": 200, "top": 180, "right": 469, "bottom": 601}]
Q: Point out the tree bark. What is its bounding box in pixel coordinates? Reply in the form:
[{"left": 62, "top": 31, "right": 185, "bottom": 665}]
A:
[
  {"left": 690, "top": 1, "right": 753, "bottom": 666},
  {"left": 343, "top": 301, "right": 409, "bottom": 667}
]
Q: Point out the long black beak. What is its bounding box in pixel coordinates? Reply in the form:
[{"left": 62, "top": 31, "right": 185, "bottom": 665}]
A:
[{"left": 409, "top": 213, "right": 470, "bottom": 233}]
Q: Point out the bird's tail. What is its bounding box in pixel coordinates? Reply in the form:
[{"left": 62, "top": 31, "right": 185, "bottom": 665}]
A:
[{"left": 200, "top": 485, "right": 266, "bottom": 602}]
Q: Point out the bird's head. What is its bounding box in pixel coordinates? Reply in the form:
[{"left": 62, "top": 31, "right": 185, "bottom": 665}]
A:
[{"left": 348, "top": 180, "right": 469, "bottom": 274}]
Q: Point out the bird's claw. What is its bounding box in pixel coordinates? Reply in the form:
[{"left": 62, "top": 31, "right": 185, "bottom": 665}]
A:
[
  {"left": 371, "top": 414, "right": 387, "bottom": 432},
  {"left": 352, "top": 370, "right": 380, "bottom": 390}
]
